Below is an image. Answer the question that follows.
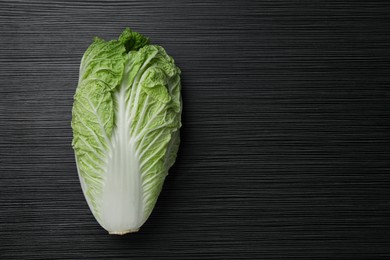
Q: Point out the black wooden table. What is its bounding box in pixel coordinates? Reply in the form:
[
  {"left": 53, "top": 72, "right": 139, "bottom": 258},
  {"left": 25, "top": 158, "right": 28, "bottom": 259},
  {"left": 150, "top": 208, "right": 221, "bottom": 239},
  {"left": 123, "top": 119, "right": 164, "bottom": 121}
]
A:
[{"left": 1, "top": 1, "right": 389, "bottom": 259}]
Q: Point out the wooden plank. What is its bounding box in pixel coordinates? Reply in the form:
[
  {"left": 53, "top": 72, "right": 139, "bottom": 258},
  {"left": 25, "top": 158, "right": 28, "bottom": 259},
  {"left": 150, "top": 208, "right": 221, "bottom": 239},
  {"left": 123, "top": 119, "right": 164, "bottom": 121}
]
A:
[{"left": 0, "top": 0, "right": 389, "bottom": 259}]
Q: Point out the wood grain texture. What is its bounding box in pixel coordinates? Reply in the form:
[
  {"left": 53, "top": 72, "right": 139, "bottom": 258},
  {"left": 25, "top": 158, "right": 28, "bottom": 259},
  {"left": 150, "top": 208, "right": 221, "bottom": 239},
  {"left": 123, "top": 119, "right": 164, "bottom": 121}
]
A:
[{"left": 0, "top": 0, "right": 390, "bottom": 259}]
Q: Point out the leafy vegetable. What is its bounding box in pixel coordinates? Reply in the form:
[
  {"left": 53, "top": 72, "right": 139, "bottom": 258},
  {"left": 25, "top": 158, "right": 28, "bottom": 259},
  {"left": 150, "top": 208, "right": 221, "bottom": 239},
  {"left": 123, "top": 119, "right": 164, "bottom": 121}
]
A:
[{"left": 71, "top": 28, "right": 181, "bottom": 235}]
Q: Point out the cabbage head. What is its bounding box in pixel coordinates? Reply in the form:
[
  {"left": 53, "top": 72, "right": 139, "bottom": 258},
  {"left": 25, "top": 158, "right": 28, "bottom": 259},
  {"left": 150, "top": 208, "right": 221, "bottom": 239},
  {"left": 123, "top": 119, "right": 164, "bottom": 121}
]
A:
[{"left": 71, "top": 28, "right": 181, "bottom": 234}]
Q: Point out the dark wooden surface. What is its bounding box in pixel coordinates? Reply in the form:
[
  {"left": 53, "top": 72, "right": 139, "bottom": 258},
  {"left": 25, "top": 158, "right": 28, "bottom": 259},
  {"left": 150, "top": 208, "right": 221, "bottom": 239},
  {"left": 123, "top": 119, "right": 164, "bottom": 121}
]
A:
[{"left": 1, "top": 0, "right": 390, "bottom": 259}]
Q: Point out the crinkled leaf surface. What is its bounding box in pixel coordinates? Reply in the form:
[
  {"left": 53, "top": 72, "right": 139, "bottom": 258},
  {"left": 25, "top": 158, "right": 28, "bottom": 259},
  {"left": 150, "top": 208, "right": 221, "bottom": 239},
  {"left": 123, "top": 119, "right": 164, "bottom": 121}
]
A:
[{"left": 71, "top": 29, "right": 181, "bottom": 234}]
